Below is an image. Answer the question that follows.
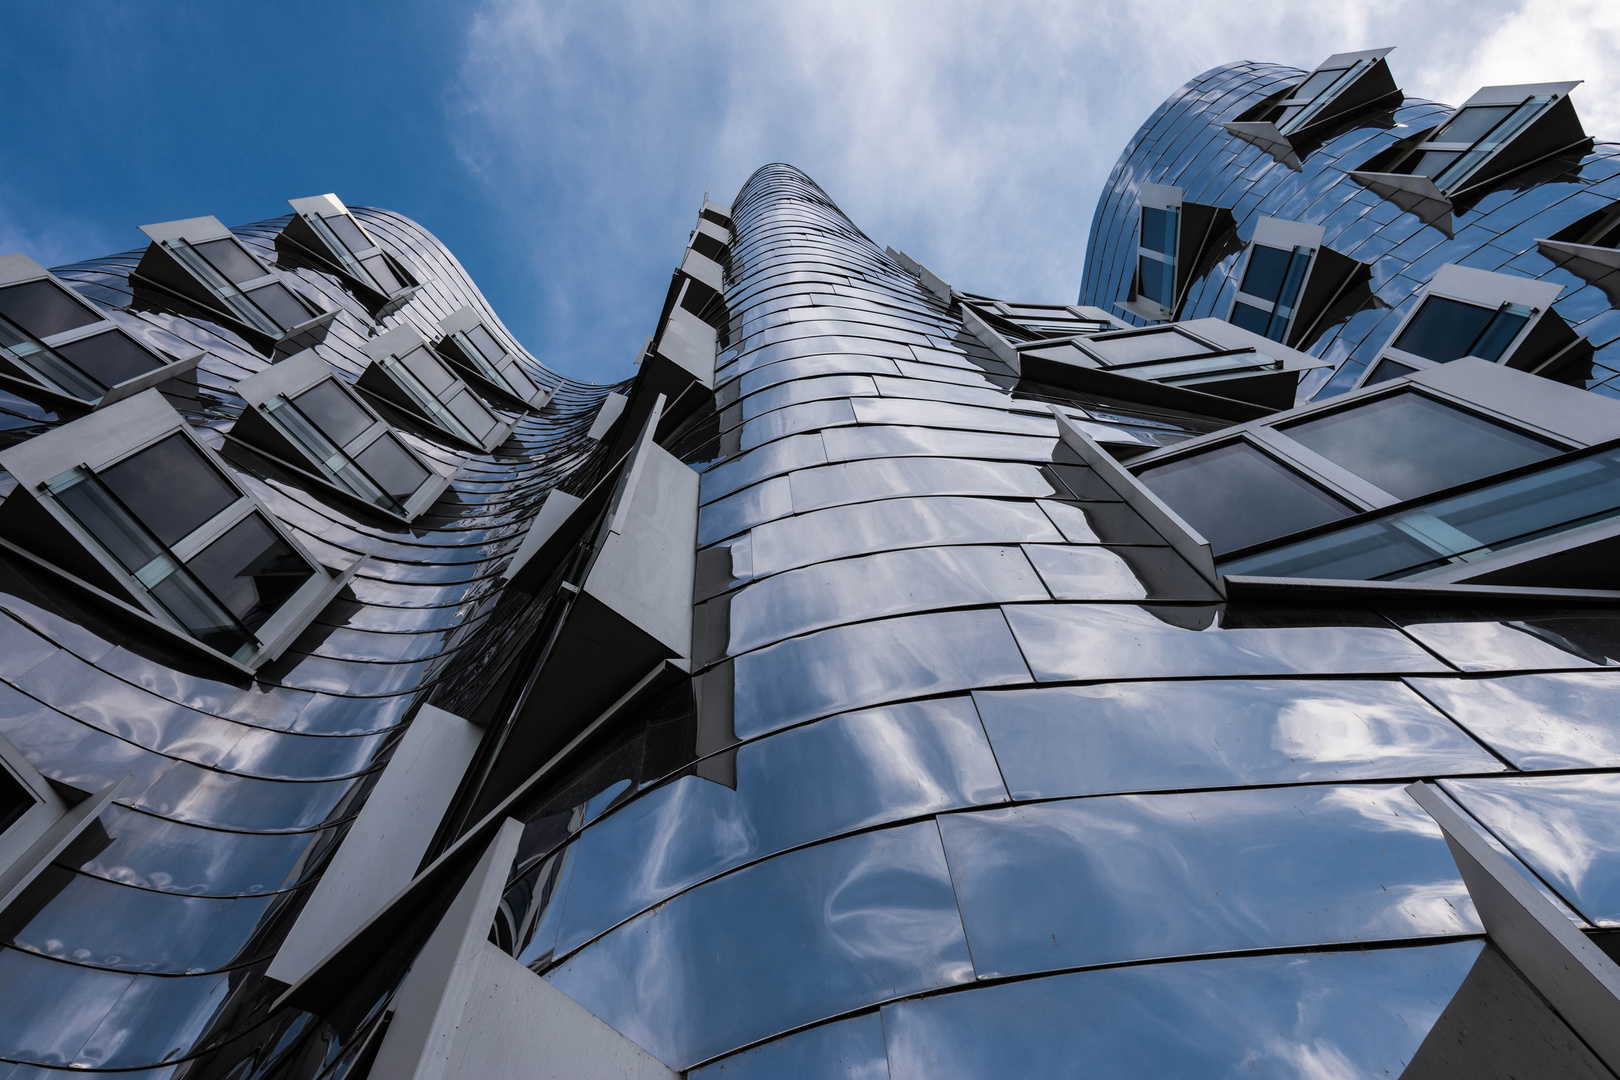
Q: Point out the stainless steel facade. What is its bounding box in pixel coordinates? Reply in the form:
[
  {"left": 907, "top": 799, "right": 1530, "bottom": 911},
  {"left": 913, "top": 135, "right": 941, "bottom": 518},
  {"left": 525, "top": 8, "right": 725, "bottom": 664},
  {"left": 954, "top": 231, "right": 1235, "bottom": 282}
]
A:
[{"left": 1, "top": 50, "right": 1620, "bottom": 1080}]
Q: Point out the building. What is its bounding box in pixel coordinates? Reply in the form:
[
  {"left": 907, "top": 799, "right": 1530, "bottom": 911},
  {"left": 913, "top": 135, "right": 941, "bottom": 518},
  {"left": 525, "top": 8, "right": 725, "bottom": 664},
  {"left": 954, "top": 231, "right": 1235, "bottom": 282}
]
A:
[{"left": 1, "top": 48, "right": 1620, "bottom": 1079}]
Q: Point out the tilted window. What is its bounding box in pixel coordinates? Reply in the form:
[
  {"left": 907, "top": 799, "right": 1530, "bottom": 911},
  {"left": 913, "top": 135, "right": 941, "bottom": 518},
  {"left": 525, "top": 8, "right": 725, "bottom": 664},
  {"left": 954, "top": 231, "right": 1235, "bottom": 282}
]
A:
[
  {"left": 284, "top": 194, "right": 420, "bottom": 314},
  {"left": 135, "top": 216, "right": 336, "bottom": 346},
  {"left": 1360, "top": 264, "right": 1582, "bottom": 389},
  {"left": 1122, "top": 184, "right": 1234, "bottom": 323},
  {"left": 229, "top": 349, "right": 451, "bottom": 522},
  {"left": 359, "top": 325, "right": 513, "bottom": 453},
  {"left": 436, "top": 307, "right": 551, "bottom": 409},
  {"left": 1227, "top": 218, "right": 1369, "bottom": 348},
  {"left": 0, "top": 390, "right": 356, "bottom": 668},
  {"left": 0, "top": 254, "right": 202, "bottom": 409}
]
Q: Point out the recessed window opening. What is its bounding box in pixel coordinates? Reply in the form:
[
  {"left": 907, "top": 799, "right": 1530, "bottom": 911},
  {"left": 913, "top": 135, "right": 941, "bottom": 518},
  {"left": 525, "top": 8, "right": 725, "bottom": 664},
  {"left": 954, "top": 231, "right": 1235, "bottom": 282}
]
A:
[
  {"left": 1392, "top": 297, "right": 1533, "bottom": 365},
  {"left": 262, "top": 382, "right": 428, "bottom": 515},
  {"left": 161, "top": 237, "right": 319, "bottom": 337},
  {"left": 0, "top": 278, "right": 169, "bottom": 404},
  {"left": 46, "top": 433, "right": 316, "bottom": 660}
]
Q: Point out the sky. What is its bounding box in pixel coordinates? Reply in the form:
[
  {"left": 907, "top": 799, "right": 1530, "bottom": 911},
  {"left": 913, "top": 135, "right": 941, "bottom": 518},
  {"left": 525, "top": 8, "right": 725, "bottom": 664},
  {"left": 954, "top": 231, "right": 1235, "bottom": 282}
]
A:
[{"left": 5, "top": 0, "right": 1620, "bottom": 385}]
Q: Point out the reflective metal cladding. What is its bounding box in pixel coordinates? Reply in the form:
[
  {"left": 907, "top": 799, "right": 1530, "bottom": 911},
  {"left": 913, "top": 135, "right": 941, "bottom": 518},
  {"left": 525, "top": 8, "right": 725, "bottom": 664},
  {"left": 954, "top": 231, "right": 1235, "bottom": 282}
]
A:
[{"left": 0, "top": 41, "right": 1618, "bottom": 1080}]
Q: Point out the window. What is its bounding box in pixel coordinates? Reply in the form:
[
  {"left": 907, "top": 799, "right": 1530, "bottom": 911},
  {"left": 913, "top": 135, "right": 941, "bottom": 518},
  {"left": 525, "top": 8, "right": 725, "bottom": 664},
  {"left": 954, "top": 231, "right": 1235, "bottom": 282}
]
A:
[
  {"left": 1353, "top": 82, "right": 1585, "bottom": 203},
  {"left": 136, "top": 216, "right": 335, "bottom": 344},
  {"left": 359, "top": 325, "right": 512, "bottom": 452},
  {"left": 1124, "top": 185, "right": 1235, "bottom": 323},
  {"left": 1129, "top": 360, "right": 1620, "bottom": 587},
  {"left": 989, "top": 303, "right": 1119, "bottom": 339},
  {"left": 285, "top": 194, "right": 420, "bottom": 313},
  {"left": 0, "top": 389, "right": 349, "bottom": 668},
  {"left": 1362, "top": 264, "right": 1576, "bottom": 389},
  {"left": 1280, "top": 393, "right": 1559, "bottom": 500},
  {"left": 0, "top": 254, "right": 202, "bottom": 408},
  {"left": 436, "top": 307, "right": 550, "bottom": 409},
  {"left": 231, "top": 350, "right": 449, "bottom": 521},
  {"left": 1136, "top": 440, "right": 1355, "bottom": 553},
  {"left": 1223, "top": 50, "right": 1400, "bottom": 170}
]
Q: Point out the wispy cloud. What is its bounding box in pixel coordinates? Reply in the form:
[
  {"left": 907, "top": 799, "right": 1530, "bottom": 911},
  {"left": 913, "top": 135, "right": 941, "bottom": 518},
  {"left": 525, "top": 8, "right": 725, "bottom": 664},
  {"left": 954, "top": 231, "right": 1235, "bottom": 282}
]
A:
[{"left": 448, "top": 0, "right": 1620, "bottom": 382}]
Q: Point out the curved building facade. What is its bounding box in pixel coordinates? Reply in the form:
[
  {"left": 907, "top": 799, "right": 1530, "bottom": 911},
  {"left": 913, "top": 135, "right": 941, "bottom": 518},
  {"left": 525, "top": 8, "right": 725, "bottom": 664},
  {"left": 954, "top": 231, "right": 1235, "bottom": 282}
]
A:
[{"left": 1, "top": 50, "right": 1619, "bottom": 1080}]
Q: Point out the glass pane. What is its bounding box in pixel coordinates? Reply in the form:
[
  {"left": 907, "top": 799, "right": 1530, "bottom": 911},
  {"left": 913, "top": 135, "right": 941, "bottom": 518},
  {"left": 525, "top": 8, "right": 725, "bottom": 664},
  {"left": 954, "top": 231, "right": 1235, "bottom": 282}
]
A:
[
  {"left": 360, "top": 254, "right": 401, "bottom": 294},
  {"left": 322, "top": 213, "right": 371, "bottom": 254},
  {"left": 1406, "top": 149, "right": 1462, "bottom": 179},
  {"left": 444, "top": 387, "right": 496, "bottom": 440},
  {"left": 244, "top": 283, "right": 311, "bottom": 331},
  {"left": 401, "top": 347, "right": 455, "bottom": 394},
  {"left": 148, "top": 566, "right": 254, "bottom": 657},
  {"left": 53, "top": 473, "right": 167, "bottom": 574},
  {"left": 183, "top": 513, "right": 313, "bottom": 632},
  {"left": 1139, "top": 206, "right": 1176, "bottom": 255},
  {"left": 1429, "top": 451, "right": 1620, "bottom": 550},
  {"left": 1435, "top": 105, "right": 1517, "bottom": 145},
  {"left": 1136, "top": 255, "right": 1171, "bottom": 305},
  {"left": 192, "top": 238, "right": 264, "bottom": 284},
  {"left": 1229, "top": 301, "right": 1273, "bottom": 336},
  {"left": 1091, "top": 328, "right": 1206, "bottom": 365},
  {"left": 1136, "top": 441, "right": 1354, "bottom": 553},
  {"left": 1470, "top": 306, "right": 1531, "bottom": 363},
  {"left": 354, "top": 435, "right": 430, "bottom": 502},
  {"left": 1239, "top": 244, "right": 1293, "bottom": 302},
  {"left": 292, "top": 379, "right": 374, "bottom": 447},
  {"left": 1290, "top": 67, "right": 1344, "bottom": 102},
  {"left": 1283, "top": 392, "right": 1558, "bottom": 500},
  {"left": 465, "top": 325, "right": 505, "bottom": 364},
  {"left": 1365, "top": 357, "right": 1416, "bottom": 385},
  {"left": 0, "top": 281, "right": 101, "bottom": 339},
  {"left": 99, "top": 433, "right": 240, "bottom": 546},
  {"left": 1219, "top": 519, "right": 1446, "bottom": 581},
  {"left": 1393, "top": 296, "right": 1497, "bottom": 363},
  {"left": 54, "top": 330, "right": 162, "bottom": 387}
]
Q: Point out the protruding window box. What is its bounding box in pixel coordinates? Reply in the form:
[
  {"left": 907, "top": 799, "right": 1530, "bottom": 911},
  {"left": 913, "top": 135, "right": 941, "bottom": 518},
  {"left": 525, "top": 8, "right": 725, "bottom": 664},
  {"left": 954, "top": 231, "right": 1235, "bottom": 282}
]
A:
[
  {"left": 1225, "top": 49, "right": 1401, "bottom": 169},
  {"left": 1227, "top": 217, "right": 1370, "bottom": 349},
  {"left": 359, "top": 326, "right": 517, "bottom": 453},
  {"left": 1352, "top": 82, "right": 1588, "bottom": 232},
  {"left": 282, "top": 194, "right": 421, "bottom": 317},
  {"left": 1536, "top": 202, "right": 1620, "bottom": 285},
  {"left": 135, "top": 216, "right": 337, "bottom": 350},
  {"left": 1017, "top": 317, "right": 1328, "bottom": 416},
  {"left": 0, "top": 254, "right": 202, "bottom": 411},
  {"left": 0, "top": 389, "right": 362, "bottom": 673},
  {"left": 1121, "top": 184, "right": 1234, "bottom": 322},
  {"left": 227, "top": 350, "right": 455, "bottom": 524},
  {"left": 986, "top": 302, "right": 1122, "bottom": 338},
  {"left": 435, "top": 307, "right": 552, "bottom": 411},
  {"left": 1358, "top": 264, "right": 1585, "bottom": 389}
]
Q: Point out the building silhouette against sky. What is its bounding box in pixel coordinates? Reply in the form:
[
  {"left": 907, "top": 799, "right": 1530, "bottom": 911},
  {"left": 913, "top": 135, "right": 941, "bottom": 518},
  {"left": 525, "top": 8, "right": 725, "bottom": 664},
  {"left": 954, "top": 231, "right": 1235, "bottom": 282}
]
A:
[{"left": 1, "top": 48, "right": 1620, "bottom": 1079}]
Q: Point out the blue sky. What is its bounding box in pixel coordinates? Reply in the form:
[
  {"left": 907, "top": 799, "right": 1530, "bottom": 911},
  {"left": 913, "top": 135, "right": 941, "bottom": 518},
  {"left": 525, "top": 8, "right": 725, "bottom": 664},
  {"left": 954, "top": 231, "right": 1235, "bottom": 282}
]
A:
[{"left": 6, "top": 0, "right": 1618, "bottom": 384}]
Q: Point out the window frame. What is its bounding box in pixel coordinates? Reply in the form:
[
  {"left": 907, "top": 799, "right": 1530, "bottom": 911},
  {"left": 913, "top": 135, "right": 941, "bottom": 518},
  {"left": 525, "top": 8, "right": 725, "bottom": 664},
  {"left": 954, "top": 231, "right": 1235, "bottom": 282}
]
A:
[
  {"left": 1125, "top": 183, "right": 1182, "bottom": 321},
  {"left": 435, "top": 306, "right": 552, "bottom": 410},
  {"left": 283, "top": 194, "right": 421, "bottom": 316},
  {"left": 1226, "top": 218, "right": 1325, "bottom": 345},
  {"left": 0, "top": 254, "right": 203, "bottom": 410},
  {"left": 228, "top": 349, "right": 453, "bottom": 523},
  {"left": 0, "top": 389, "right": 359, "bottom": 672},
  {"left": 1356, "top": 263, "right": 1568, "bottom": 391},
  {"left": 1224, "top": 49, "right": 1401, "bottom": 171},
  {"left": 135, "top": 216, "right": 337, "bottom": 348},
  {"left": 358, "top": 325, "right": 516, "bottom": 453}
]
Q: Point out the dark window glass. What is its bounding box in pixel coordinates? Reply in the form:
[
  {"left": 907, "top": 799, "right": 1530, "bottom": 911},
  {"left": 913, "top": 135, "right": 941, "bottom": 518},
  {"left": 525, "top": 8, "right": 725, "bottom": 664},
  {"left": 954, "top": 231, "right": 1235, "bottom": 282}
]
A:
[
  {"left": 1469, "top": 308, "right": 1532, "bottom": 363},
  {"left": 402, "top": 348, "right": 455, "bottom": 394},
  {"left": 1282, "top": 393, "right": 1559, "bottom": 501},
  {"left": 323, "top": 214, "right": 371, "bottom": 255},
  {"left": 55, "top": 331, "right": 162, "bottom": 387},
  {"left": 1404, "top": 149, "right": 1462, "bottom": 179},
  {"left": 1365, "top": 358, "right": 1416, "bottom": 385},
  {"left": 1435, "top": 105, "right": 1516, "bottom": 145},
  {"left": 293, "top": 380, "right": 374, "bottom": 447},
  {"left": 1393, "top": 297, "right": 1497, "bottom": 363},
  {"left": 1239, "top": 245, "right": 1295, "bottom": 303},
  {"left": 445, "top": 388, "right": 496, "bottom": 439},
  {"left": 99, "top": 433, "right": 239, "bottom": 546},
  {"left": 246, "top": 283, "right": 312, "bottom": 331},
  {"left": 1290, "top": 68, "right": 1344, "bottom": 102},
  {"left": 1138, "top": 256, "right": 1170, "bottom": 305},
  {"left": 0, "top": 765, "right": 32, "bottom": 835},
  {"left": 0, "top": 281, "right": 101, "bottom": 339},
  {"left": 1140, "top": 207, "right": 1176, "bottom": 255},
  {"left": 1093, "top": 329, "right": 1206, "bottom": 366},
  {"left": 184, "top": 513, "right": 313, "bottom": 631},
  {"left": 193, "top": 239, "right": 264, "bottom": 285},
  {"left": 1229, "top": 301, "right": 1273, "bottom": 336},
  {"left": 355, "top": 435, "right": 430, "bottom": 502},
  {"left": 465, "top": 325, "right": 505, "bottom": 364},
  {"left": 1136, "top": 441, "right": 1354, "bottom": 554},
  {"left": 361, "top": 254, "right": 402, "bottom": 294}
]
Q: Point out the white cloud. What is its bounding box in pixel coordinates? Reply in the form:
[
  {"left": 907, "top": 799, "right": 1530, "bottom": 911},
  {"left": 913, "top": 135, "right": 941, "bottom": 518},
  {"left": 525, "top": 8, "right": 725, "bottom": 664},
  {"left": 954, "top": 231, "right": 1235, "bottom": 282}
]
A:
[
  {"left": 449, "top": 0, "right": 1620, "bottom": 381},
  {"left": 0, "top": 185, "right": 119, "bottom": 271}
]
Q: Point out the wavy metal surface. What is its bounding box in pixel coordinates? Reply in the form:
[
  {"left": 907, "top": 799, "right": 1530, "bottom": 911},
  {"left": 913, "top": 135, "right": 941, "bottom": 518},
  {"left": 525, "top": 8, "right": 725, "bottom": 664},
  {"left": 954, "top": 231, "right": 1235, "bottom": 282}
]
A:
[{"left": 1079, "top": 61, "right": 1620, "bottom": 401}]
